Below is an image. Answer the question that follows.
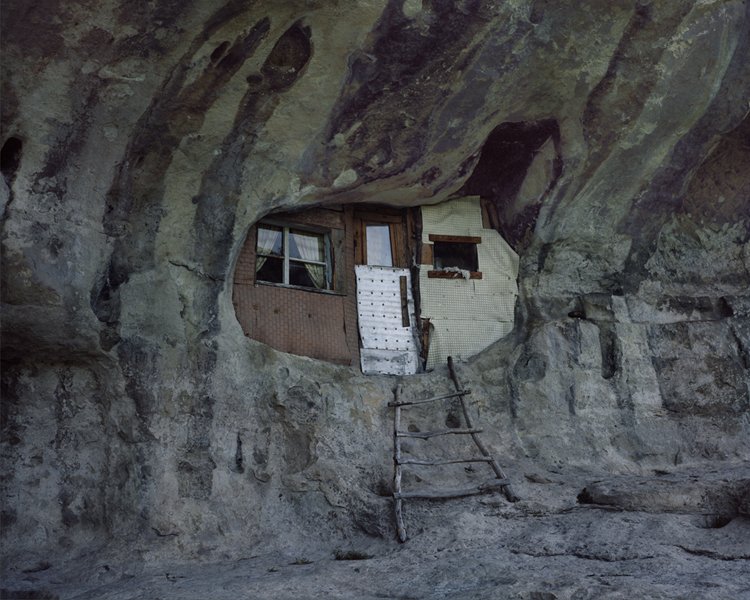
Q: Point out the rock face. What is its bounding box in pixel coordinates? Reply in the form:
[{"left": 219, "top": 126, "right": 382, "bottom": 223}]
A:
[{"left": 1, "top": 0, "right": 749, "bottom": 596}]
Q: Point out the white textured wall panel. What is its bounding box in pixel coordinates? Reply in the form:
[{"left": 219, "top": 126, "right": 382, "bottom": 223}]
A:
[
  {"left": 355, "top": 265, "right": 420, "bottom": 375},
  {"left": 420, "top": 197, "right": 519, "bottom": 370}
]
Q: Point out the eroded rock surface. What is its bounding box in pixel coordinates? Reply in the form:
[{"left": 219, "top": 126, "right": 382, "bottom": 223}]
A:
[{"left": 1, "top": 0, "right": 749, "bottom": 597}]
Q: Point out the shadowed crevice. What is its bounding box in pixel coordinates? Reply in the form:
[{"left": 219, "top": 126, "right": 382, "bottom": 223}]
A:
[{"left": 460, "top": 119, "right": 562, "bottom": 251}]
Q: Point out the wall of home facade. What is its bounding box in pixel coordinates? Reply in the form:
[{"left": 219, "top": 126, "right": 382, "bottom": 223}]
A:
[
  {"left": 418, "top": 196, "right": 519, "bottom": 370},
  {"left": 233, "top": 199, "right": 517, "bottom": 371},
  {"left": 232, "top": 207, "right": 360, "bottom": 366}
]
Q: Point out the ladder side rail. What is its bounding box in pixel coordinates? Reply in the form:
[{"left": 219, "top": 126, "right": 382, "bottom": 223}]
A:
[
  {"left": 447, "top": 357, "right": 520, "bottom": 503},
  {"left": 392, "top": 384, "right": 407, "bottom": 542}
]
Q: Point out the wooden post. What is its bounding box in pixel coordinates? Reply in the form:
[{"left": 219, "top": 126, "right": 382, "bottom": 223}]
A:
[
  {"left": 447, "top": 357, "right": 520, "bottom": 503},
  {"left": 399, "top": 276, "right": 410, "bottom": 327}
]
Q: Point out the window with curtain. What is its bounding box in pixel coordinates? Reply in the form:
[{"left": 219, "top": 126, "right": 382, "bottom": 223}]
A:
[{"left": 256, "top": 223, "right": 331, "bottom": 290}]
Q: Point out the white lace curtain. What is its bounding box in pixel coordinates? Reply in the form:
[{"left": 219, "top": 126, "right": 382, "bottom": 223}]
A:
[
  {"left": 255, "top": 227, "right": 281, "bottom": 273},
  {"left": 293, "top": 232, "right": 325, "bottom": 289}
]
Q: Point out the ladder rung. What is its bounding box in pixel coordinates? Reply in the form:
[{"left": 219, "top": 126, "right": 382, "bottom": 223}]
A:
[
  {"left": 394, "top": 478, "right": 510, "bottom": 500},
  {"left": 396, "top": 427, "right": 482, "bottom": 439},
  {"left": 397, "top": 456, "right": 494, "bottom": 466},
  {"left": 388, "top": 390, "right": 471, "bottom": 407}
]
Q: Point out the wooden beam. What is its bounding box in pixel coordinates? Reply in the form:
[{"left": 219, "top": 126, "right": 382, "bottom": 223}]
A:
[
  {"left": 428, "top": 234, "right": 482, "bottom": 244},
  {"left": 427, "top": 270, "right": 482, "bottom": 280},
  {"left": 354, "top": 209, "right": 404, "bottom": 223},
  {"left": 399, "top": 275, "right": 410, "bottom": 327}
]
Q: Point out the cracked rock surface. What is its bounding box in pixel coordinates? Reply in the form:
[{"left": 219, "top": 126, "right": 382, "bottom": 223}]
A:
[
  {"left": 1, "top": 0, "right": 749, "bottom": 597},
  {"left": 5, "top": 465, "right": 750, "bottom": 599}
]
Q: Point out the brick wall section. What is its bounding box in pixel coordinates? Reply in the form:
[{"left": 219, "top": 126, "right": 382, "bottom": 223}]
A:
[{"left": 232, "top": 208, "right": 360, "bottom": 366}]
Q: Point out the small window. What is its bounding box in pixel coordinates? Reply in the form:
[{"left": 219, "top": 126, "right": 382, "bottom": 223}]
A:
[
  {"left": 433, "top": 241, "right": 478, "bottom": 272},
  {"left": 365, "top": 224, "right": 393, "bottom": 266},
  {"left": 427, "top": 234, "right": 482, "bottom": 280},
  {"left": 256, "top": 223, "right": 331, "bottom": 290}
]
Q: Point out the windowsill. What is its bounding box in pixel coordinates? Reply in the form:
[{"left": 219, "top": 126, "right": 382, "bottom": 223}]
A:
[
  {"left": 427, "top": 270, "right": 483, "bottom": 280},
  {"left": 255, "top": 280, "right": 346, "bottom": 296}
]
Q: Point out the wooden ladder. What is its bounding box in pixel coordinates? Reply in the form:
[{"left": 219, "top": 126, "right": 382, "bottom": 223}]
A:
[{"left": 389, "top": 356, "right": 519, "bottom": 542}]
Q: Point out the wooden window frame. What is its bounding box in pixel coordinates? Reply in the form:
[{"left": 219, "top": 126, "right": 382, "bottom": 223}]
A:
[
  {"left": 255, "top": 222, "right": 334, "bottom": 292},
  {"left": 425, "top": 234, "right": 482, "bottom": 280},
  {"left": 353, "top": 208, "right": 409, "bottom": 268},
  {"left": 427, "top": 270, "right": 483, "bottom": 280}
]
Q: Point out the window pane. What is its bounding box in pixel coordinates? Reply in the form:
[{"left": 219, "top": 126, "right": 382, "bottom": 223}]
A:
[
  {"left": 256, "top": 256, "right": 283, "bottom": 283},
  {"left": 289, "top": 229, "right": 324, "bottom": 262},
  {"left": 289, "top": 262, "right": 325, "bottom": 289},
  {"left": 257, "top": 225, "right": 283, "bottom": 256},
  {"left": 433, "top": 241, "right": 478, "bottom": 271},
  {"left": 366, "top": 224, "right": 393, "bottom": 266}
]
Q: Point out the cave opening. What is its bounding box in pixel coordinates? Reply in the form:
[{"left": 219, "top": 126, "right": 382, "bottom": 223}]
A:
[
  {"left": 461, "top": 119, "right": 562, "bottom": 251},
  {"left": 232, "top": 194, "right": 519, "bottom": 375},
  {"left": 228, "top": 122, "right": 564, "bottom": 374}
]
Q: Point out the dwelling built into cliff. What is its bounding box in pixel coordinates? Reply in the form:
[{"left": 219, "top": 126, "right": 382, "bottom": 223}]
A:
[{"left": 233, "top": 197, "right": 518, "bottom": 374}]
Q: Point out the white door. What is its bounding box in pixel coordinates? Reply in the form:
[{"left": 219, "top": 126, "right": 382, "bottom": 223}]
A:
[{"left": 355, "top": 265, "right": 420, "bottom": 375}]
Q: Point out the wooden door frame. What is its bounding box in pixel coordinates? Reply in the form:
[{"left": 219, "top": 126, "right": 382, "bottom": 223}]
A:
[{"left": 351, "top": 206, "right": 410, "bottom": 268}]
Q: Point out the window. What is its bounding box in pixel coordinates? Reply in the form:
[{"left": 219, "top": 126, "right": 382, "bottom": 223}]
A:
[
  {"left": 256, "top": 223, "right": 331, "bottom": 290},
  {"left": 353, "top": 208, "right": 408, "bottom": 268},
  {"left": 365, "top": 224, "right": 393, "bottom": 266},
  {"left": 427, "top": 234, "right": 482, "bottom": 279},
  {"left": 433, "top": 241, "right": 478, "bottom": 271}
]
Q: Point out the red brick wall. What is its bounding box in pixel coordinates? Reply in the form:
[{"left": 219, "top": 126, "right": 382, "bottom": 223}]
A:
[{"left": 232, "top": 208, "right": 360, "bottom": 366}]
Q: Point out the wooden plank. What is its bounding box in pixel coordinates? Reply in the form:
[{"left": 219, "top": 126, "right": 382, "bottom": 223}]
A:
[
  {"left": 420, "top": 317, "right": 431, "bottom": 365},
  {"left": 390, "top": 218, "right": 408, "bottom": 268},
  {"left": 399, "top": 276, "right": 410, "bottom": 327},
  {"left": 420, "top": 244, "right": 433, "bottom": 265},
  {"left": 448, "top": 356, "right": 520, "bottom": 503},
  {"left": 397, "top": 456, "right": 494, "bottom": 466},
  {"left": 388, "top": 389, "right": 471, "bottom": 407},
  {"left": 354, "top": 216, "right": 366, "bottom": 265},
  {"left": 354, "top": 209, "right": 404, "bottom": 224},
  {"left": 397, "top": 427, "right": 482, "bottom": 439},
  {"left": 427, "top": 270, "right": 483, "bottom": 280},
  {"left": 260, "top": 208, "right": 345, "bottom": 231},
  {"left": 394, "top": 478, "right": 509, "bottom": 500},
  {"left": 428, "top": 234, "right": 482, "bottom": 244}
]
